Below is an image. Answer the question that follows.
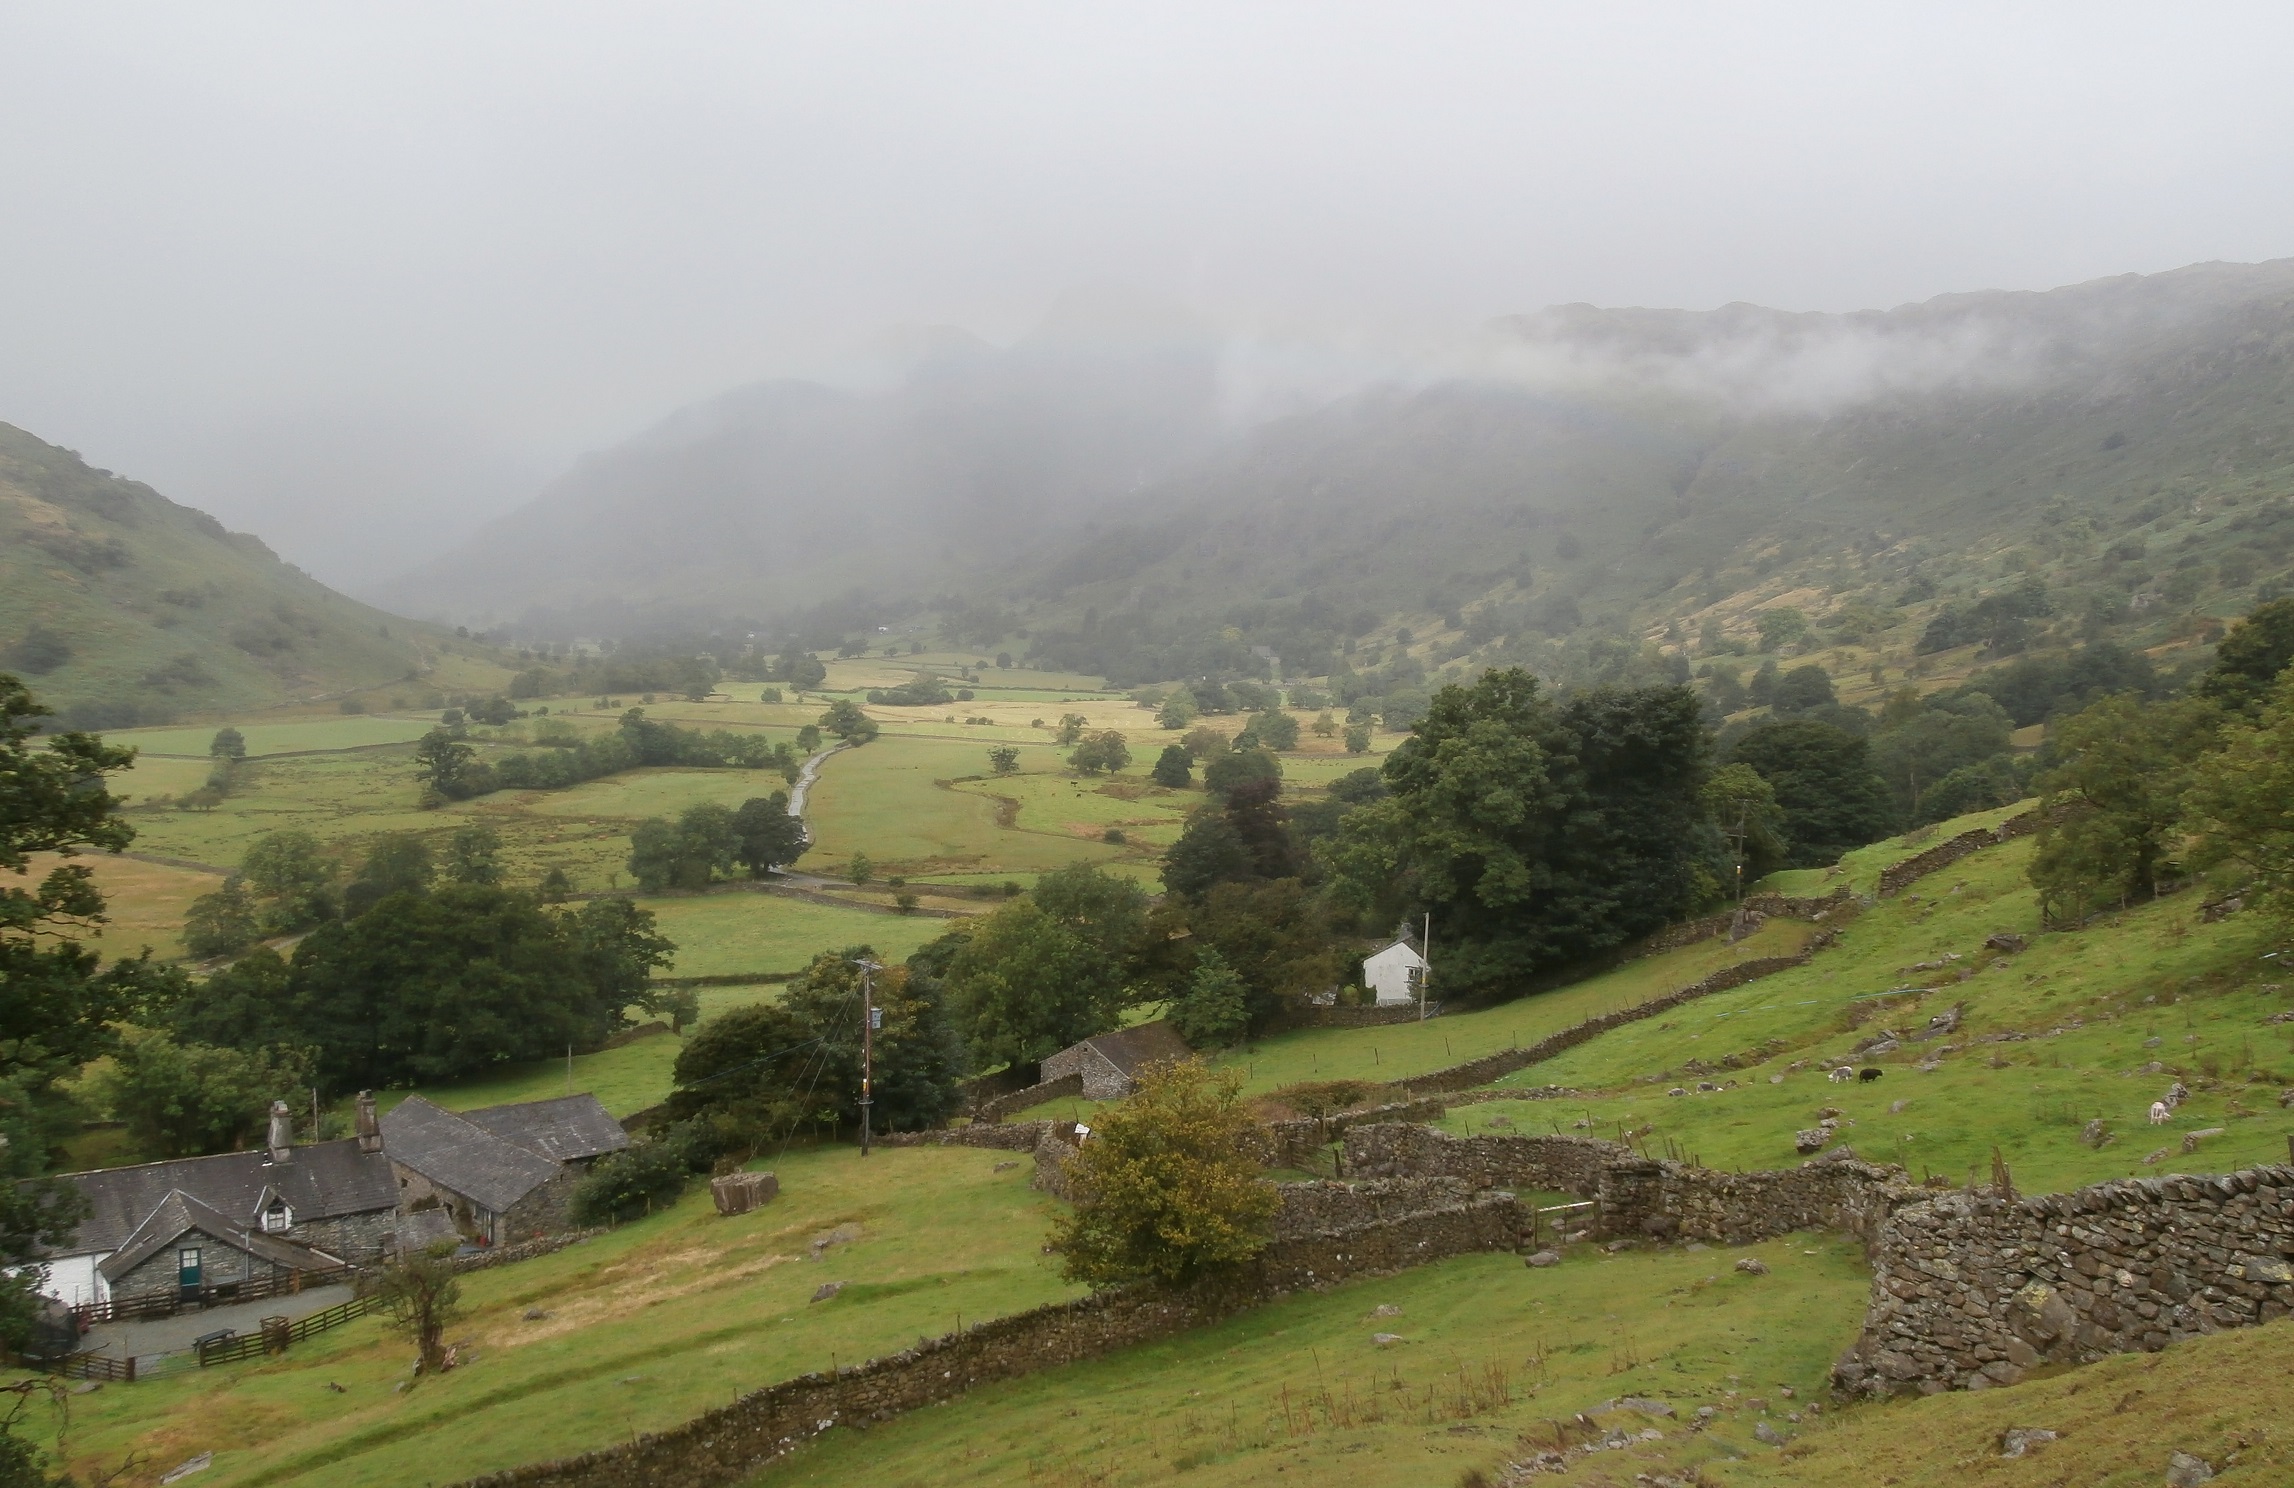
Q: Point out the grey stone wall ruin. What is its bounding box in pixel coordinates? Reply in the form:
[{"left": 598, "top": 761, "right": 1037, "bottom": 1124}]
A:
[{"left": 1835, "top": 1163, "right": 2294, "bottom": 1396}]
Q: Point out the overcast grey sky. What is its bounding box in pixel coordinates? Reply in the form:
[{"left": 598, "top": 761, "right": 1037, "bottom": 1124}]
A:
[{"left": 5, "top": 2, "right": 2293, "bottom": 589}]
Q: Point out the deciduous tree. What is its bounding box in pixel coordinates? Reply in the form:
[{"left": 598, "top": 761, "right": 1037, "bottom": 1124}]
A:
[{"left": 1048, "top": 1061, "right": 1276, "bottom": 1288}]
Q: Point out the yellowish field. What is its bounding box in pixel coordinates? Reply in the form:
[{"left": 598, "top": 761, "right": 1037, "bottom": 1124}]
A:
[{"left": 25, "top": 850, "right": 222, "bottom": 962}]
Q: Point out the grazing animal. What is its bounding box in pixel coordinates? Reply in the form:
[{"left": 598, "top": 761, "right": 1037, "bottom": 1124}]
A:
[
  {"left": 1858, "top": 1067, "right": 1883, "bottom": 1083},
  {"left": 1828, "top": 1066, "right": 1854, "bottom": 1083},
  {"left": 2149, "top": 1101, "right": 2171, "bottom": 1126}
]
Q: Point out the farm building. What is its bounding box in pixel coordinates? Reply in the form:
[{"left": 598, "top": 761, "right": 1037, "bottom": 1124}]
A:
[
  {"left": 381, "top": 1093, "right": 630, "bottom": 1245},
  {"left": 39, "top": 1097, "right": 399, "bottom": 1309},
  {"left": 33, "top": 1091, "right": 632, "bottom": 1309},
  {"left": 1361, "top": 938, "right": 1428, "bottom": 1005},
  {"left": 1040, "top": 1021, "right": 1193, "bottom": 1100}
]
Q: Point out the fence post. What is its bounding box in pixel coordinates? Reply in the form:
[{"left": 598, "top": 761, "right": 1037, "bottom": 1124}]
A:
[{"left": 124, "top": 1355, "right": 135, "bottom": 1383}]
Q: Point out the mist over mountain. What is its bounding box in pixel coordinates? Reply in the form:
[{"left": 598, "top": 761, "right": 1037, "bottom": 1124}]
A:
[
  {"left": 1005, "top": 258, "right": 2294, "bottom": 650},
  {"left": 375, "top": 293, "right": 1227, "bottom": 630}
]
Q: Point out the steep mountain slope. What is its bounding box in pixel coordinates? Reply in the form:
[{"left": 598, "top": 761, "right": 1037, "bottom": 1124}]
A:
[
  {"left": 1015, "top": 259, "right": 2294, "bottom": 680},
  {"left": 0, "top": 424, "right": 434, "bottom": 727},
  {"left": 377, "top": 293, "right": 1227, "bottom": 628}
]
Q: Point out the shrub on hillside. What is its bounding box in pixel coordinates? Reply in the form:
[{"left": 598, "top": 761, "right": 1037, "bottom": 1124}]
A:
[
  {"left": 569, "top": 1142, "right": 690, "bottom": 1225},
  {"left": 1049, "top": 1060, "right": 1277, "bottom": 1288}
]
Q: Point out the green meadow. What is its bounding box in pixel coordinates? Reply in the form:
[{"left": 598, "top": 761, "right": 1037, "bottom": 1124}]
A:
[{"left": 764, "top": 1233, "right": 1874, "bottom": 1488}]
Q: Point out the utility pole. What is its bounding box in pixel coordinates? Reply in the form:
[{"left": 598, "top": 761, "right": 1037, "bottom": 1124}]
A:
[
  {"left": 1418, "top": 912, "right": 1432, "bottom": 1022},
  {"left": 853, "top": 958, "right": 884, "bottom": 1156}
]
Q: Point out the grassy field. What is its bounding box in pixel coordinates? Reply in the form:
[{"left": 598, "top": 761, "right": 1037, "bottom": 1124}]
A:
[
  {"left": 26, "top": 851, "right": 221, "bottom": 962},
  {"left": 25, "top": 1144, "right": 1080, "bottom": 1488},
  {"left": 762, "top": 1232, "right": 1874, "bottom": 1488},
  {"left": 640, "top": 892, "right": 950, "bottom": 978},
  {"left": 104, "top": 717, "right": 443, "bottom": 759},
  {"left": 801, "top": 734, "right": 1131, "bottom": 877},
  {"left": 1213, "top": 918, "right": 1819, "bottom": 1099},
  {"left": 1712, "top": 1316, "right": 2294, "bottom": 1486},
  {"left": 386, "top": 984, "right": 780, "bottom": 1118},
  {"left": 1441, "top": 834, "right": 2294, "bottom": 1197}
]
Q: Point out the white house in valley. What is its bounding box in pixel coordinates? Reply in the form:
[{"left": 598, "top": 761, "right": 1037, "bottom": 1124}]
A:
[{"left": 1361, "top": 939, "right": 1428, "bottom": 1006}]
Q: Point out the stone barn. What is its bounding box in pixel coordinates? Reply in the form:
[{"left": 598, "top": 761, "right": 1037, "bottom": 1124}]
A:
[
  {"left": 1039, "top": 1021, "right": 1193, "bottom": 1101},
  {"left": 381, "top": 1093, "right": 630, "bottom": 1246}
]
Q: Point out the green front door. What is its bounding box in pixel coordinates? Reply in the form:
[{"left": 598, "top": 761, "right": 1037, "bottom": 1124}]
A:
[{"left": 177, "top": 1246, "right": 202, "bottom": 1299}]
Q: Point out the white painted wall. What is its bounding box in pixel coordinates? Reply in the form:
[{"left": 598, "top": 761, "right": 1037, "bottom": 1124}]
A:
[
  {"left": 28, "top": 1253, "right": 109, "bottom": 1309},
  {"left": 1362, "top": 941, "right": 1427, "bottom": 1005}
]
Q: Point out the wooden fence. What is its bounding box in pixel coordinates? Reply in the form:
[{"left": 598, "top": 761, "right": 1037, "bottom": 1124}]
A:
[
  {"left": 195, "top": 1292, "right": 382, "bottom": 1367},
  {"left": 71, "top": 1264, "right": 361, "bottom": 1329}
]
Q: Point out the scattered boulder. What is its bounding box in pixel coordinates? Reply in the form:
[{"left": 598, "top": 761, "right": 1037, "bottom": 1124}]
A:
[
  {"left": 2143, "top": 1146, "right": 2171, "bottom": 1166},
  {"left": 158, "top": 1454, "right": 212, "bottom": 1485},
  {"left": 992, "top": 1160, "right": 1019, "bottom": 1172},
  {"left": 1372, "top": 1303, "right": 1402, "bottom": 1317},
  {"left": 2082, "top": 1118, "right": 2114, "bottom": 1149},
  {"left": 710, "top": 1171, "right": 778, "bottom": 1216},
  {"left": 1370, "top": 1332, "right": 1404, "bottom": 1347},
  {"left": 1985, "top": 932, "right": 2028, "bottom": 954},
  {"left": 2166, "top": 1451, "right": 2216, "bottom": 1486},
  {"left": 1998, "top": 1427, "right": 2058, "bottom": 1458},
  {"left": 809, "top": 1281, "right": 846, "bottom": 1303},
  {"left": 1889, "top": 1098, "right": 1911, "bottom": 1114},
  {"left": 1753, "top": 1420, "right": 1787, "bottom": 1445},
  {"left": 1613, "top": 1397, "right": 1676, "bottom": 1418},
  {"left": 2181, "top": 1127, "right": 2226, "bottom": 1154},
  {"left": 1735, "top": 1257, "right": 1770, "bottom": 1276},
  {"left": 1525, "top": 1250, "right": 1562, "bottom": 1268},
  {"left": 1813, "top": 1145, "right": 1861, "bottom": 1165},
  {"left": 1794, "top": 1129, "right": 1829, "bottom": 1155},
  {"left": 522, "top": 1307, "right": 552, "bottom": 1322}
]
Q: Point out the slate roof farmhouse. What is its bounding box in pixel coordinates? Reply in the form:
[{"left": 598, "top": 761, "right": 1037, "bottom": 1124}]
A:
[{"left": 35, "top": 1090, "right": 627, "bottom": 1310}]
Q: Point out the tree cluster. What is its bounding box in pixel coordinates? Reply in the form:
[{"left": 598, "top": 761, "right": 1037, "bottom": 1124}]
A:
[
  {"left": 0, "top": 676, "right": 184, "bottom": 1377},
  {"left": 170, "top": 886, "right": 676, "bottom": 1090},
  {"left": 2028, "top": 598, "right": 2294, "bottom": 925},
  {"left": 627, "top": 795, "right": 806, "bottom": 891},
  {"left": 415, "top": 708, "right": 799, "bottom": 803}
]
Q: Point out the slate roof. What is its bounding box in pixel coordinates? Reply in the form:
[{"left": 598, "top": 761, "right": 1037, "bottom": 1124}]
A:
[
  {"left": 1074, "top": 1021, "right": 1193, "bottom": 1078},
  {"left": 52, "top": 1140, "right": 396, "bottom": 1259},
  {"left": 380, "top": 1093, "right": 626, "bottom": 1215},
  {"left": 98, "top": 1189, "right": 348, "bottom": 1282},
  {"left": 462, "top": 1095, "right": 630, "bottom": 1165},
  {"left": 380, "top": 1098, "right": 562, "bottom": 1214}
]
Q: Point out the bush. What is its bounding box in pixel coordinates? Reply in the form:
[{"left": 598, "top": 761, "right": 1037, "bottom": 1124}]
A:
[
  {"left": 568, "top": 1142, "right": 690, "bottom": 1225},
  {"left": 1048, "top": 1060, "right": 1277, "bottom": 1288}
]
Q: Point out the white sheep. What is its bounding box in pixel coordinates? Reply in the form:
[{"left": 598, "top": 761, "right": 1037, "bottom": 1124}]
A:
[
  {"left": 1828, "top": 1066, "right": 1854, "bottom": 1083},
  {"left": 2148, "top": 1101, "right": 2170, "bottom": 1126}
]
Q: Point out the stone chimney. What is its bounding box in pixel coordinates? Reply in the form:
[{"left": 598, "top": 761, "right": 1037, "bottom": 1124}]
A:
[
  {"left": 356, "top": 1090, "right": 382, "bottom": 1155},
  {"left": 267, "top": 1099, "right": 294, "bottom": 1163}
]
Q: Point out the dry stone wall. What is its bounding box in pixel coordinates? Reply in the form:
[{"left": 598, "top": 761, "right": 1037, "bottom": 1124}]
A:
[
  {"left": 453, "top": 1191, "right": 1519, "bottom": 1488},
  {"left": 972, "top": 1073, "right": 1084, "bottom": 1124},
  {"left": 1874, "top": 809, "right": 2040, "bottom": 896},
  {"left": 1596, "top": 1155, "right": 1916, "bottom": 1247},
  {"left": 1346, "top": 1125, "right": 1630, "bottom": 1198},
  {"left": 1343, "top": 1124, "right": 1917, "bottom": 1247},
  {"left": 1393, "top": 949, "right": 1823, "bottom": 1097},
  {"left": 880, "top": 1119, "right": 1061, "bottom": 1153},
  {"left": 1835, "top": 1163, "right": 2294, "bottom": 1396}
]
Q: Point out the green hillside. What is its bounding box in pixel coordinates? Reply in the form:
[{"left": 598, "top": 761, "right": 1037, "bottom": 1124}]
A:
[
  {"left": 1008, "top": 259, "right": 2294, "bottom": 693},
  {"left": 0, "top": 422, "right": 447, "bottom": 727}
]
